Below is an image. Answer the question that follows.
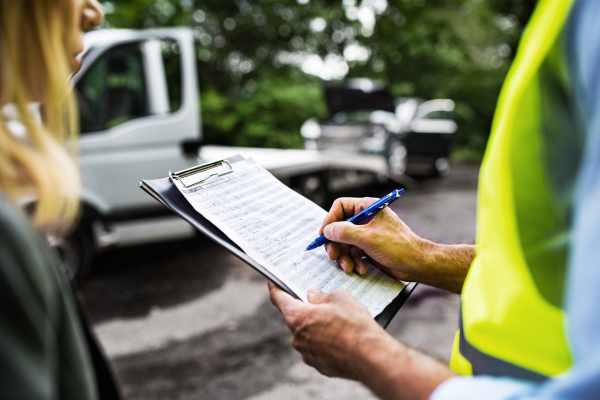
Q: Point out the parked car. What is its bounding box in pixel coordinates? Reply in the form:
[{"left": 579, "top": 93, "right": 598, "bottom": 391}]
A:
[
  {"left": 301, "top": 79, "right": 456, "bottom": 179},
  {"left": 60, "top": 29, "right": 391, "bottom": 279}
]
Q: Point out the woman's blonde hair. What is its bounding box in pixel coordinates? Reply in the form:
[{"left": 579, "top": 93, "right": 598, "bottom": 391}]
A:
[{"left": 0, "top": 0, "right": 80, "bottom": 233}]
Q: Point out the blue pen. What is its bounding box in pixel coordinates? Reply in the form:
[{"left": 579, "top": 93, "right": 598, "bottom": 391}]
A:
[{"left": 306, "top": 189, "right": 405, "bottom": 251}]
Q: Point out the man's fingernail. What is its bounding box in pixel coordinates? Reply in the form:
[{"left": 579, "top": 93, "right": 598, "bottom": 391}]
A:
[
  {"left": 360, "top": 265, "right": 367, "bottom": 275},
  {"left": 324, "top": 225, "right": 333, "bottom": 239},
  {"left": 307, "top": 287, "right": 321, "bottom": 301}
]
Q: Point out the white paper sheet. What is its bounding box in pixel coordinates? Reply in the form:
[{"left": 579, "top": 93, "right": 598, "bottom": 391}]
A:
[{"left": 172, "top": 159, "right": 404, "bottom": 317}]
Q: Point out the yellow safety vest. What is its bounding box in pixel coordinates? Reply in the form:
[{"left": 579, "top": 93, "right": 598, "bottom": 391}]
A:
[{"left": 450, "top": 0, "right": 579, "bottom": 381}]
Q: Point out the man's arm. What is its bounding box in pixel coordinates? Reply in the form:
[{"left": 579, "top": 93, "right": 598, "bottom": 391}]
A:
[
  {"left": 356, "top": 332, "right": 457, "bottom": 400},
  {"left": 319, "top": 197, "right": 474, "bottom": 293},
  {"left": 268, "top": 282, "right": 456, "bottom": 400}
]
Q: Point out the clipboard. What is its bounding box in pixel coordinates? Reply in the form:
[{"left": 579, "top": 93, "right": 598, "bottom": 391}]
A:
[{"left": 139, "top": 155, "right": 417, "bottom": 329}]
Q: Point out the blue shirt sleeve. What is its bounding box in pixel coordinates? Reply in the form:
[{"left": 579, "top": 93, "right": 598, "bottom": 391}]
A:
[{"left": 431, "top": 0, "right": 600, "bottom": 398}]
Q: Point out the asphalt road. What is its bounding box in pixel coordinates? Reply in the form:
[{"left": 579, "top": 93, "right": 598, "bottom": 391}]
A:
[{"left": 79, "top": 163, "right": 479, "bottom": 400}]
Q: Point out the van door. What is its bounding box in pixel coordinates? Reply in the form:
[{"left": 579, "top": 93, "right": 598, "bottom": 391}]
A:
[{"left": 76, "top": 37, "right": 199, "bottom": 218}]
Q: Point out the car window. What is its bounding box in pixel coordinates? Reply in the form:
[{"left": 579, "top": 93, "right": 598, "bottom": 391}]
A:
[{"left": 77, "top": 43, "right": 149, "bottom": 133}]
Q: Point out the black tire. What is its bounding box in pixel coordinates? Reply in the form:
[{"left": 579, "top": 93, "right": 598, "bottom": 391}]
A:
[
  {"left": 54, "top": 224, "right": 94, "bottom": 281},
  {"left": 299, "top": 173, "right": 329, "bottom": 208}
]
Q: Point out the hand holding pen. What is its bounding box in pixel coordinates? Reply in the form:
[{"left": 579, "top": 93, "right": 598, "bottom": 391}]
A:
[
  {"left": 306, "top": 189, "right": 404, "bottom": 251},
  {"left": 310, "top": 190, "right": 416, "bottom": 276}
]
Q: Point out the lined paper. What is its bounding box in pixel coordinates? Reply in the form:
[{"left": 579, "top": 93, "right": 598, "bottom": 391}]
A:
[{"left": 173, "top": 159, "right": 404, "bottom": 317}]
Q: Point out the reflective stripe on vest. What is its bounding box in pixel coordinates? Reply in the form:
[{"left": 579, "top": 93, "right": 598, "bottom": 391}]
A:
[
  {"left": 450, "top": 0, "right": 578, "bottom": 380},
  {"left": 458, "top": 310, "right": 548, "bottom": 382}
]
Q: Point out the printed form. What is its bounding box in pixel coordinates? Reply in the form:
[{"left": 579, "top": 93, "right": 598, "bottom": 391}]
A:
[{"left": 172, "top": 159, "right": 404, "bottom": 317}]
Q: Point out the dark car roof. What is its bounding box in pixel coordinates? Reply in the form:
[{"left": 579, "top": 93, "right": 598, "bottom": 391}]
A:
[{"left": 324, "top": 84, "right": 395, "bottom": 116}]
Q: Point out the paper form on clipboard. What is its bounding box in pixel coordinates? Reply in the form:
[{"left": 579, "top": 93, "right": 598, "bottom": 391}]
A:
[{"left": 170, "top": 158, "right": 404, "bottom": 317}]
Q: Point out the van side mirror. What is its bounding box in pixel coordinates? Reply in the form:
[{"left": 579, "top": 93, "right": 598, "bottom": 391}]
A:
[{"left": 181, "top": 139, "right": 202, "bottom": 157}]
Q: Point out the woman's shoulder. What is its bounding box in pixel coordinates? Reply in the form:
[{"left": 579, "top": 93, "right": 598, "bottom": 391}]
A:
[
  {"left": 0, "top": 197, "right": 99, "bottom": 399},
  {"left": 0, "top": 196, "right": 47, "bottom": 260},
  {"left": 0, "top": 195, "right": 59, "bottom": 300},
  {"left": 0, "top": 196, "right": 36, "bottom": 239}
]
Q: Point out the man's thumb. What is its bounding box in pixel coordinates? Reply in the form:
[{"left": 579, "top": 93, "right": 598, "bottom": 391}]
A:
[
  {"left": 307, "top": 287, "right": 327, "bottom": 304},
  {"left": 323, "top": 222, "right": 362, "bottom": 246}
]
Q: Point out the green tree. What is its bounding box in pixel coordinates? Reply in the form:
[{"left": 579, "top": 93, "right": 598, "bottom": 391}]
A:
[
  {"left": 354, "top": 0, "right": 536, "bottom": 152},
  {"left": 103, "top": 0, "right": 535, "bottom": 154}
]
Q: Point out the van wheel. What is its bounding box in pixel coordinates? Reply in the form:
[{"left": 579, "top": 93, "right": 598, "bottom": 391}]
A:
[
  {"left": 54, "top": 224, "right": 94, "bottom": 281},
  {"left": 299, "top": 174, "right": 329, "bottom": 208}
]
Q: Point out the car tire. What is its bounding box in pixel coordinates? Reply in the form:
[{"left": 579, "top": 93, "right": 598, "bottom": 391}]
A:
[{"left": 54, "top": 223, "right": 94, "bottom": 281}]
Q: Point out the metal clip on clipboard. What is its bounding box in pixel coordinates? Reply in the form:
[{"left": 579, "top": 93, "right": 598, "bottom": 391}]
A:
[{"left": 171, "top": 159, "right": 234, "bottom": 188}]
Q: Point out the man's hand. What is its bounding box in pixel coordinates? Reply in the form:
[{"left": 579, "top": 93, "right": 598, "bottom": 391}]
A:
[
  {"left": 319, "top": 197, "right": 475, "bottom": 293},
  {"left": 268, "top": 281, "right": 383, "bottom": 380},
  {"left": 319, "top": 197, "right": 425, "bottom": 279},
  {"left": 268, "top": 282, "right": 457, "bottom": 400}
]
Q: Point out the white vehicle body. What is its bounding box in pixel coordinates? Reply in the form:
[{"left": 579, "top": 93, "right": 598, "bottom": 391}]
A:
[{"left": 68, "top": 28, "right": 388, "bottom": 275}]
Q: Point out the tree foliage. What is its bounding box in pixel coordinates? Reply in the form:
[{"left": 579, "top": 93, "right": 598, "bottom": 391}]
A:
[{"left": 103, "top": 0, "right": 536, "bottom": 153}]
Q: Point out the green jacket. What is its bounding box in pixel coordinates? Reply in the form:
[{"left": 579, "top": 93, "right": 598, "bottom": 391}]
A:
[{"left": 0, "top": 197, "right": 119, "bottom": 399}]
